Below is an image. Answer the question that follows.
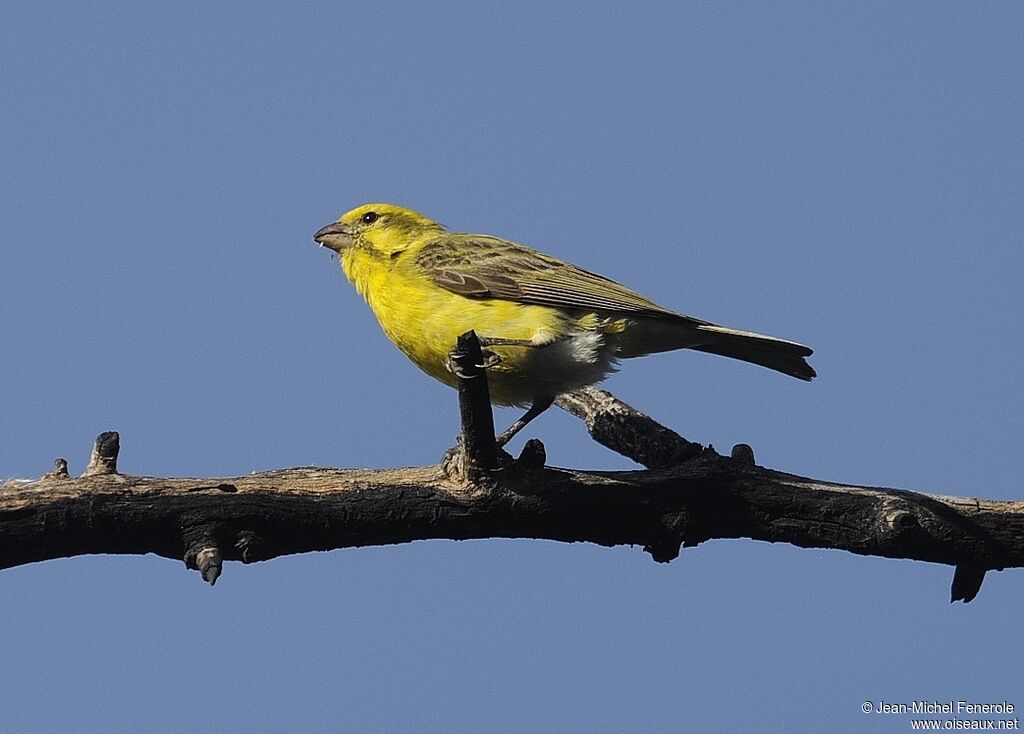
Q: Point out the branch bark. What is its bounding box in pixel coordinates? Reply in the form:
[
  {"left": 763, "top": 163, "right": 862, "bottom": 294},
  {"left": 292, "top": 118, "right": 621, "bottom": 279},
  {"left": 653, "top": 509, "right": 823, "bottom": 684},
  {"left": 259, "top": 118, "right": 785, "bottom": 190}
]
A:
[{"left": 2, "top": 347, "right": 1021, "bottom": 602}]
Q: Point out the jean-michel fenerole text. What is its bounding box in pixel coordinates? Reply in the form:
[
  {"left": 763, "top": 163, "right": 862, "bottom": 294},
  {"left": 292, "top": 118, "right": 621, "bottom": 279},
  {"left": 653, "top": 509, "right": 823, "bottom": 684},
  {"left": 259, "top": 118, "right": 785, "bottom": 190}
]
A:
[{"left": 875, "top": 701, "right": 1014, "bottom": 715}]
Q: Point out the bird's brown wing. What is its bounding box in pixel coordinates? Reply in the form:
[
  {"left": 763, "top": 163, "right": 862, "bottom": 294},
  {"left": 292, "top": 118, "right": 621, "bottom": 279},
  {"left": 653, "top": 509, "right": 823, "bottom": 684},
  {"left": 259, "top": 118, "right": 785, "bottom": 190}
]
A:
[
  {"left": 413, "top": 235, "right": 703, "bottom": 322},
  {"left": 411, "top": 235, "right": 815, "bottom": 380}
]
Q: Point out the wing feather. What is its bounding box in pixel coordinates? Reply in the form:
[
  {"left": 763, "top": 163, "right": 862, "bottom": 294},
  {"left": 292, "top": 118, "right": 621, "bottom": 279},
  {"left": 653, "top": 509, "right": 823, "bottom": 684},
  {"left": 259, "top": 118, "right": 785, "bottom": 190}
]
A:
[{"left": 414, "top": 235, "right": 698, "bottom": 321}]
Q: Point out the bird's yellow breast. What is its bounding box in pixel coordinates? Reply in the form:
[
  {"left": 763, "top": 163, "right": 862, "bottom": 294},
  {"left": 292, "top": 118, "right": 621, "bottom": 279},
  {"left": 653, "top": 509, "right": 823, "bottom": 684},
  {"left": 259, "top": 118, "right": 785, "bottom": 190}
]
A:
[{"left": 340, "top": 246, "right": 621, "bottom": 406}]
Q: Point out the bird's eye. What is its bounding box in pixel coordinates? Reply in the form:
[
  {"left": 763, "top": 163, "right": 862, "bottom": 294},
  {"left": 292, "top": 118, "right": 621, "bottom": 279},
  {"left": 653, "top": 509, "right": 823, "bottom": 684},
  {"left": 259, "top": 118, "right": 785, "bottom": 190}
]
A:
[{"left": 361, "top": 211, "right": 379, "bottom": 224}]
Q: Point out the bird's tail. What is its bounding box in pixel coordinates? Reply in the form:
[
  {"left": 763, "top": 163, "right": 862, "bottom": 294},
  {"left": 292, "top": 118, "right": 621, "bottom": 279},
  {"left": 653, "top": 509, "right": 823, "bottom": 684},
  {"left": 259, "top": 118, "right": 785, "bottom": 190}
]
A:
[
  {"left": 617, "top": 318, "right": 816, "bottom": 380},
  {"left": 687, "top": 324, "right": 816, "bottom": 381}
]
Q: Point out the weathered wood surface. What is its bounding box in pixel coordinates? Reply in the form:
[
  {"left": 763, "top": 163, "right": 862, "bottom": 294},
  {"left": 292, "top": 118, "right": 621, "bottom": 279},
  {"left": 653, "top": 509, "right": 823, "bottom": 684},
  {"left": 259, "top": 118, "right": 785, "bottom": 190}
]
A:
[{"left": 2, "top": 334, "right": 1020, "bottom": 602}]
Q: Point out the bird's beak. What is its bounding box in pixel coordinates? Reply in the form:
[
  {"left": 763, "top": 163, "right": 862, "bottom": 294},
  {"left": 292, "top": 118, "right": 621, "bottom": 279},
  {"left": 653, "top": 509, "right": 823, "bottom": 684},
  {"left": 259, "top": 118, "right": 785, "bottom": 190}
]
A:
[{"left": 313, "top": 221, "right": 354, "bottom": 252}]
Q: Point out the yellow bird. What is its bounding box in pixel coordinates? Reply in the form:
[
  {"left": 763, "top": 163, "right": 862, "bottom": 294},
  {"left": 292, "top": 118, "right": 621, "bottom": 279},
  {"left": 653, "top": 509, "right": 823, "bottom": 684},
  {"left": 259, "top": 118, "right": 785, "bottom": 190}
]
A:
[{"left": 315, "top": 204, "right": 814, "bottom": 445}]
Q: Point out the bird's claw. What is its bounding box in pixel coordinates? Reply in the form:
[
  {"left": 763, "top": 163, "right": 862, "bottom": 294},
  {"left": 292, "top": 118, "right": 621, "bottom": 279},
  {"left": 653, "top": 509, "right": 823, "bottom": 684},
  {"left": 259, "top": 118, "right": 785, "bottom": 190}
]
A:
[
  {"left": 477, "top": 350, "right": 502, "bottom": 369},
  {"left": 444, "top": 353, "right": 473, "bottom": 379}
]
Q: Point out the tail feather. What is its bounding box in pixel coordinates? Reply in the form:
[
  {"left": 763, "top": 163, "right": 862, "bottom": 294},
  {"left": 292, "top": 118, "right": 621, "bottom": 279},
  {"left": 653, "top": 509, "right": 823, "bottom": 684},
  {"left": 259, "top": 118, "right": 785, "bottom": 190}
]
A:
[{"left": 689, "top": 324, "right": 816, "bottom": 381}]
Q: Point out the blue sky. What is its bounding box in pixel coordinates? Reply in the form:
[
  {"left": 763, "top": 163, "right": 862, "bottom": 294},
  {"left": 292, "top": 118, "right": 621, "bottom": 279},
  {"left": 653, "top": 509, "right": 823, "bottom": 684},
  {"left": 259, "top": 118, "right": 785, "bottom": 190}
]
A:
[{"left": 2, "top": 3, "right": 1022, "bottom": 732}]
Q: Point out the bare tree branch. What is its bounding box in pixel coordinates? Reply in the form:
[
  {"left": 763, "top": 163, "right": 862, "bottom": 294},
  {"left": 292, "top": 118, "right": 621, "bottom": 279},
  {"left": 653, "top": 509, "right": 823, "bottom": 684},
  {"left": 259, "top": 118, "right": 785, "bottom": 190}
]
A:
[
  {"left": 2, "top": 334, "right": 1020, "bottom": 601},
  {"left": 448, "top": 330, "right": 500, "bottom": 477}
]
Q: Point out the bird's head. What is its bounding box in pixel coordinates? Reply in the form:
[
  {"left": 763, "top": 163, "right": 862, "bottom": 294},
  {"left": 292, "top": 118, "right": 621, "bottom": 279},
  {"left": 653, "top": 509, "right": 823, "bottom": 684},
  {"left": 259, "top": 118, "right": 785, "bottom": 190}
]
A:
[{"left": 314, "top": 203, "right": 444, "bottom": 259}]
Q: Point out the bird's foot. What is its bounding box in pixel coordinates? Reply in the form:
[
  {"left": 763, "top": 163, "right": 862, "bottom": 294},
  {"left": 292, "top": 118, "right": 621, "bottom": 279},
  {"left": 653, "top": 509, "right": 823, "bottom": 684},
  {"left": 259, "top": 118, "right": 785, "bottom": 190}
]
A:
[
  {"left": 477, "top": 349, "right": 501, "bottom": 369},
  {"left": 444, "top": 349, "right": 501, "bottom": 377},
  {"left": 444, "top": 353, "right": 471, "bottom": 379}
]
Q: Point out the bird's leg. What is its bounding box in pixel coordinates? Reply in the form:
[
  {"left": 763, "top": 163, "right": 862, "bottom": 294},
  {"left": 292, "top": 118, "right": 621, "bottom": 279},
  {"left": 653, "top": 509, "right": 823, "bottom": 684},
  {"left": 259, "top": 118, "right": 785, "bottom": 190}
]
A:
[
  {"left": 496, "top": 396, "right": 555, "bottom": 447},
  {"left": 477, "top": 337, "right": 540, "bottom": 348},
  {"left": 448, "top": 334, "right": 555, "bottom": 445},
  {"left": 444, "top": 336, "right": 545, "bottom": 371},
  {"left": 476, "top": 336, "right": 541, "bottom": 368}
]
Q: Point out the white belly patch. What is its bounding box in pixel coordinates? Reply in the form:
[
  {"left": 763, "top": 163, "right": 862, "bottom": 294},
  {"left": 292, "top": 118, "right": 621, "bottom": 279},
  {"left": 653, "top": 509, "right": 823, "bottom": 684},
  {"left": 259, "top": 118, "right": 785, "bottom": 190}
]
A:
[{"left": 487, "top": 328, "right": 620, "bottom": 406}]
